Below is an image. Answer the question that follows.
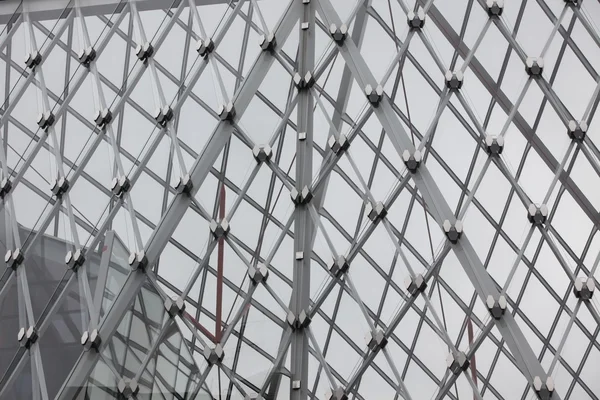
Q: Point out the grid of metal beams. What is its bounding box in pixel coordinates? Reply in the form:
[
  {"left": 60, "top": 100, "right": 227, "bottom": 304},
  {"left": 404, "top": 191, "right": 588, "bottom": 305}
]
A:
[{"left": 0, "top": 0, "right": 599, "bottom": 398}]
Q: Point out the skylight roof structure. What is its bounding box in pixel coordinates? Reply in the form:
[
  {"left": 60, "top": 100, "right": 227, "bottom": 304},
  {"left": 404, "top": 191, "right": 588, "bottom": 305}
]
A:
[{"left": 0, "top": 0, "right": 599, "bottom": 399}]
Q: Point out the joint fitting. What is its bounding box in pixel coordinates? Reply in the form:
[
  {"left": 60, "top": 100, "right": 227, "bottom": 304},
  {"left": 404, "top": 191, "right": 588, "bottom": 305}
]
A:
[
  {"left": 164, "top": 296, "right": 186, "bottom": 317},
  {"left": 364, "top": 84, "right": 384, "bottom": 106},
  {"left": 78, "top": 47, "right": 97, "bottom": 67},
  {"left": 527, "top": 204, "right": 548, "bottom": 225},
  {"left": 367, "top": 201, "right": 387, "bottom": 223},
  {"left": 290, "top": 186, "right": 313, "bottom": 205},
  {"left": 294, "top": 71, "right": 315, "bottom": 90},
  {"left": 444, "top": 71, "right": 464, "bottom": 90},
  {"left": 0, "top": 178, "right": 12, "bottom": 199},
  {"left": 486, "top": 0, "right": 504, "bottom": 16},
  {"left": 154, "top": 105, "right": 174, "bottom": 126},
  {"left": 218, "top": 102, "right": 236, "bottom": 121},
  {"left": 325, "top": 388, "right": 348, "bottom": 400},
  {"left": 329, "top": 255, "right": 349, "bottom": 277},
  {"left": 447, "top": 351, "right": 470, "bottom": 375},
  {"left": 486, "top": 294, "right": 507, "bottom": 319},
  {"left": 365, "top": 329, "right": 388, "bottom": 352},
  {"left": 526, "top": 57, "right": 544, "bottom": 77},
  {"left": 65, "top": 248, "right": 86, "bottom": 270},
  {"left": 37, "top": 111, "right": 55, "bottom": 131},
  {"left": 117, "top": 378, "right": 139, "bottom": 399},
  {"left": 135, "top": 42, "right": 154, "bottom": 62},
  {"left": 443, "top": 219, "right": 463, "bottom": 244},
  {"left": 196, "top": 38, "right": 215, "bottom": 57},
  {"left": 287, "top": 310, "right": 311, "bottom": 330},
  {"left": 128, "top": 251, "right": 148, "bottom": 271},
  {"left": 402, "top": 149, "right": 422, "bottom": 172},
  {"left": 328, "top": 134, "right": 349, "bottom": 155},
  {"left": 329, "top": 23, "right": 348, "bottom": 44},
  {"left": 249, "top": 263, "right": 269, "bottom": 284},
  {"left": 51, "top": 177, "right": 70, "bottom": 197},
  {"left": 5, "top": 248, "right": 24, "bottom": 269},
  {"left": 176, "top": 174, "right": 193, "bottom": 195},
  {"left": 203, "top": 344, "right": 224, "bottom": 365},
  {"left": 17, "top": 326, "right": 38, "bottom": 348},
  {"left": 567, "top": 120, "right": 587, "bottom": 141},
  {"left": 210, "top": 219, "right": 230, "bottom": 238},
  {"left": 259, "top": 32, "right": 276, "bottom": 51},
  {"left": 574, "top": 277, "right": 595, "bottom": 300},
  {"left": 405, "top": 274, "right": 427, "bottom": 296},
  {"left": 485, "top": 135, "right": 504, "bottom": 155},
  {"left": 81, "top": 328, "right": 102, "bottom": 351},
  {"left": 533, "top": 376, "right": 555, "bottom": 400},
  {"left": 25, "top": 51, "right": 42, "bottom": 69},
  {"left": 111, "top": 176, "right": 131, "bottom": 197},
  {"left": 94, "top": 108, "right": 113, "bottom": 128},
  {"left": 252, "top": 145, "right": 273, "bottom": 163},
  {"left": 407, "top": 9, "right": 426, "bottom": 30}
]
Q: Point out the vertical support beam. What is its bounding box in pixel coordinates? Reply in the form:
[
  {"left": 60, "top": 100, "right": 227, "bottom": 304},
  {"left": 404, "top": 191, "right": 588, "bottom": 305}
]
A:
[
  {"left": 216, "top": 183, "right": 225, "bottom": 342},
  {"left": 291, "top": 1, "right": 315, "bottom": 399}
]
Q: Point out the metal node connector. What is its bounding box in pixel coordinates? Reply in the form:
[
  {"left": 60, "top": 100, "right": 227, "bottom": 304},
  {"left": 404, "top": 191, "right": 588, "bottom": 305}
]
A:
[
  {"left": 78, "top": 47, "right": 97, "bottom": 66},
  {"left": 65, "top": 248, "right": 86, "bottom": 270},
  {"left": 154, "top": 105, "right": 174, "bottom": 126},
  {"left": 25, "top": 51, "right": 42, "bottom": 69},
  {"left": 367, "top": 201, "right": 387, "bottom": 223},
  {"left": 294, "top": 71, "right": 315, "bottom": 90},
  {"left": 567, "top": 120, "right": 587, "bottom": 141},
  {"left": 402, "top": 149, "right": 422, "bottom": 172},
  {"left": 364, "top": 84, "right": 384, "bottom": 106},
  {"left": 203, "top": 344, "right": 225, "bottom": 365},
  {"left": 5, "top": 248, "right": 24, "bottom": 269},
  {"left": 485, "top": 135, "right": 504, "bottom": 156},
  {"left": 252, "top": 145, "right": 273, "bottom": 163},
  {"left": 17, "top": 326, "right": 38, "bottom": 348},
  {"left": 447, "top": 351, "right": 469, "bottom": 375},
  {"left": 486, "top": 0, "right": 504, "bottom": 16},
  {"left": 443, "top": 220, "right": 463, "bottom": 244},
  {"left": 135, "top": 42, "right": 154, "bottom": 62},
  {"left": 94, "top": 108, "right": 113, "bottom": 128},
  {"left": 445, "top": 71, "right": 464, "bottom": 90},
  {"left": 164, "top": 296, "right": 186, "bottom": 317},
  {"left": 527, "top": 204, "right": 548, "bottom": 225},
  {"left": 407, "top": 9, "right": 425, "bottom": 30},
  {"left": 51, "top": 177, "right": 70, "bottom": 197},
  {"left": 329, "top": 23, "right": 348, "bottom": 44},
  {"left": 176, "top": 174, "right": 193, "bottom": 195},
  {"left": 533, "top": 376, "right": 554, "bottom": 400},
  {"left": 486, "top": 294, "right": 507, "bottom": 319},
  {"left": 210, "top": 219, "right": 230, "bottom": 238},
  {"left": 290, "top": 186, "right": 313, "bottom": 205},
  {"left": 249, "top": 263, "right": 269, "bottom": 284},
  {"left": 196, "top": 38, "right": 215, "bottom": 57},
  {"left": 287, "top": 310, "right": 311, "bottom": 330},
  {"left": 405, "top": 274, "right": 427, "bottom": 296},
  {"left": 259, "top": 32, "right": 276, "bottom": 51},
  {"left": 328, "top": 134, "right": 349, "bottom": 155},
  {"left": 0, "top": 178, "right": 12, "bottom": 199},
  {"left": 574, "top": 277, "right": 595, "bottom": 300},
  {"left": 111, "top": 176, "right": 131, "bottom": 197},
  {"left": 128, "top": 251, "right": 148, "bottom": 271},
  {"left": 325, "top": 388, "right": 348, "bottom": 400},
  {"left": 526, "top": 57, "right": 544, "bottom": 77},
  {"left": 81, "top": 328, "right": 102, "bottom": 351},
  {"left": 365, "top": 329, "right": 388, "bottom": 352},
  {"left": 37, "top": 111, "right": 55, "bottom": 131}
]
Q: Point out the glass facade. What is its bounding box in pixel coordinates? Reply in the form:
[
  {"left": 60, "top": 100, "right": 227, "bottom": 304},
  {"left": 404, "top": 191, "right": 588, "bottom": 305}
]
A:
[{"left": 0, "top": 0, "right": 599, "bottom": 399}]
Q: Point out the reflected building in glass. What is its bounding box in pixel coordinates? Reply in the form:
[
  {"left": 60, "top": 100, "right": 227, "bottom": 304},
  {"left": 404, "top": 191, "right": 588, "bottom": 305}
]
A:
[{"left": 0, "top": 0, "right": 599, "bottom": 399}]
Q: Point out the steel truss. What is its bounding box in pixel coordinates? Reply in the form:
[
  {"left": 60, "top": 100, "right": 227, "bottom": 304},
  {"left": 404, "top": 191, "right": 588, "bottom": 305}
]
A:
[{"left": 0, "top": 0, "right": 599, "bottom": 399}]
